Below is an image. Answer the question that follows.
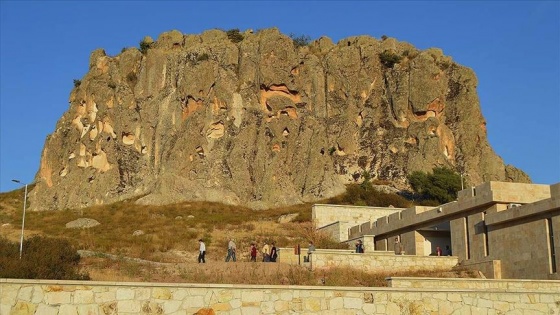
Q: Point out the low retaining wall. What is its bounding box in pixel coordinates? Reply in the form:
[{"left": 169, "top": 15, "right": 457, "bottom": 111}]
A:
[
  {"left": 388, "top": 277, "right": 560, "bottom": 292},
  {"left": 2, "top": 278, "right": 560, "bottom": 315},
  {"left": 309, "top": 249, "right": 459, "bottom": 272}
]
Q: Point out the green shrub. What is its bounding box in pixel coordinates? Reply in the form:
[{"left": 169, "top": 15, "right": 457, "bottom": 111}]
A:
[
  {"left": 290, "top": 33, "right": 311, "bottom": 48},
  {"left": 0, "top": 236, "right": 89, "bottom": 280},
  {"left": 139, "top": 39, "right": 152, "bottom": 55},
  {"left": 197, "top": 53, "right": 209, "bottom": 62},
  {"left": 73, "top": 79, "right": 81, "bottom": 88},
  {"left": 381, "top": 35, "right": 388, "bottom": 41},
  {"left": 226, "top": 28, "right": 244, "bottom": 43},
  {"left": 407, "top": 167, "right": 462, "bottom": 204},
  {"left": 334, "top": 182, "right": 411, "bottom": 208},
  {"left": 379, "top": 50, "right": 402, "bottom": 68}
]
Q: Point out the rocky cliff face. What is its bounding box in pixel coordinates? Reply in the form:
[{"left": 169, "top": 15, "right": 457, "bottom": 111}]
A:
[{"left": 29, "top": 28, "right": 530, "bottom": 211}]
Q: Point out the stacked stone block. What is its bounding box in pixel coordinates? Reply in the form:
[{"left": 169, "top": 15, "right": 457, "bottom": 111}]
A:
[{"left": 2, "top": 278, "right": 559, "bottom": 314}]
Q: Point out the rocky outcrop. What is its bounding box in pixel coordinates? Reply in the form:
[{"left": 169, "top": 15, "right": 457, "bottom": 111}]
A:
[{"left": 28, "top": 28, "right": 530, "bottom": 211}]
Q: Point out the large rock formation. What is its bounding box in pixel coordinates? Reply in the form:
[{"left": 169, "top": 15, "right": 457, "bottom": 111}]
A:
[{"left": 28, "top": 28, "right": 530, "bottom": 211}]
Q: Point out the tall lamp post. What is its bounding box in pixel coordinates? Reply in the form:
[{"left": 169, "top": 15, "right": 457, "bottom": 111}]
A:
[{"left": 11, "top": 179, "right": 29, "bottom": 259}]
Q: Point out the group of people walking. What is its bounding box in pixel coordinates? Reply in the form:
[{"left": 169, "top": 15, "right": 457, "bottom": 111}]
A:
[
  {"left": 197, "top": 238, "right": 279, "bottom": 263},
  {"left": 257, "top": 241, "right": 278, "bottom": 262}
]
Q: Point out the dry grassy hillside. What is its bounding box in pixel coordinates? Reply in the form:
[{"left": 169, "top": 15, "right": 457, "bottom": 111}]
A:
[{"left": 0, "top": 185, "right": 479, "bottom": 286}]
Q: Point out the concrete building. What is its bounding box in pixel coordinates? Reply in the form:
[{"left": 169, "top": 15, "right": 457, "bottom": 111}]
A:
[{"left": 314, "top": 181, "right": 560, "bottom": 280}]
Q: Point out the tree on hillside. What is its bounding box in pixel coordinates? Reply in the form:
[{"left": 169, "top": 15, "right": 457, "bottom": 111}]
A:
[{"left": 407, "top": 167, "right": 462, "bottom": 204}]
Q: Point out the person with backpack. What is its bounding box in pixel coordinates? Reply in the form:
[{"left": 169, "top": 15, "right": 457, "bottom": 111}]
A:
[{"left": 270, "top": 242, "right": 278, "bottom": 262}]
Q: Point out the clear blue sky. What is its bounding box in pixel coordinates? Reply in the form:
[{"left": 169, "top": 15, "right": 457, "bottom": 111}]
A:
[{"left": 1, "top": 1, "right": 559, "bottom": 192}]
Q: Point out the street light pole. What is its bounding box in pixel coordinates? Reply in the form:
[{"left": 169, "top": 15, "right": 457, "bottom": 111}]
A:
[
  {"left": 11, "top": 179, "right": 29, "bottom": 259},
  {"left": 461, "top": 174, "right": 464, "bottom": 190}
]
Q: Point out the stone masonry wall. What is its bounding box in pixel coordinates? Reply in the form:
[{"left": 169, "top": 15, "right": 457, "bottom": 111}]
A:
[
  {"left": 387, "top": 277, "right": 560, "bottom": 291},
  {"left": 308, "top": 249, "right": 459, "bottom": 272},
  {"left": 2, "top": 278, "right": 560, "bottom": 315}
]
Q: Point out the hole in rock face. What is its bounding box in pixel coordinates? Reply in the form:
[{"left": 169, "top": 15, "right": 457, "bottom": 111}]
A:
[
  {"left": 320, "top": 148, "right": 325, "bottom": 155},
  {"left": 280, "top": 107, "right": 298, "bottom": 119},
  {"left": 196, "top": 146, "right": 205, "bottom": 157},
  {"left": 265, "top": 128, "right": 274, "bottom": 139}
]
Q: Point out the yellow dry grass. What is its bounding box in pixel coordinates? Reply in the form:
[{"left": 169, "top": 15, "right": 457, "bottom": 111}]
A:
[{"left": 1, "top": 187, "right": 479, "bottom": 286}]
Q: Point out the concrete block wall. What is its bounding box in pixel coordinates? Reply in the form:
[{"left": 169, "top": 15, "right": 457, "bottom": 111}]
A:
[
  {"left": 482, "top": 190, "right": 560, "bottom": 280},
  {"left": 450, "top": 217, "right": 467, "bottom": 262},
  {"left": 3, "top": 278, "right": 560, "bottom": 315},
  {"left": 551, "top": 183, "right": 560, "bottom": 198},
  {"left": 312, "top": 204, "right": 402, "bottom": 230},
  {"left": 486, "top": 218, "right": 559, "bottom": 280},
  {"left": 461, "top": 260, "right": 502, "bottom": 279},
  {"left": 467, "top": 212, "right": 486, "bottom": 262},
  {"left": 375, "top": 238, "right": 388, "bottom": 251},
  {"left": 349, "top": 225, "right": 361, "bottom": 239},
  {"left": 488, "top": 182, "right": 551, "bottom": 204},
  {"left": 401, "top": 231, "right": 418, "bottom": 256},
  {"left": 317, "top": 222, "right": 347, "bottom": 242}
]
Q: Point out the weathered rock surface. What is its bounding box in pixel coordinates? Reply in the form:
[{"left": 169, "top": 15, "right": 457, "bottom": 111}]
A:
[
  {"left": 29, "top": 28, "right": 530, "bottom": 211},
  {"left": 277, "top": 213, "right": 299, "bottom": 223},
  {"left": 65, "top": 218, "right": 100, "bottom": 229}
]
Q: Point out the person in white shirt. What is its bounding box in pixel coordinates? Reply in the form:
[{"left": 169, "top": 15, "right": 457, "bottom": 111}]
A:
[{"left": 198, "top": 239, "right": 206, "bottom": 263}]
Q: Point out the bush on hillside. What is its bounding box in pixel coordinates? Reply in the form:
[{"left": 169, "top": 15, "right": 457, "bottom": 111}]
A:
[
  {"left": 407, "top": 167, "right": 462, "bottom": 204},
  {"left": 379, "top": 50, "right": 402, "bottom": 68},
  {"left": 139, "top": 39, "right": 152, "bottom": 54},
  {"left": 0, "top": 236, "right": 89, "bottom": 280},
  {"left": 290, "top": 33, "right": 311, "bottom": 48},
  {"left": 328, "top": 178, "right": 411, "bottom": 208},
  {"left": 344, "top": 184, "right": 411, "bottom": 207},
  {"left": 226, "top": 28, "right": 244, "bottom": 43}
]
